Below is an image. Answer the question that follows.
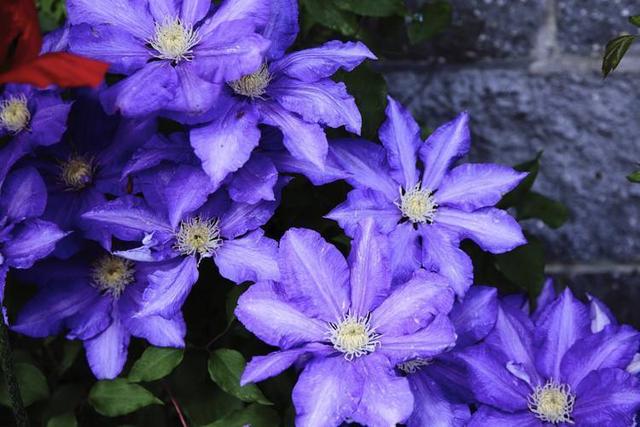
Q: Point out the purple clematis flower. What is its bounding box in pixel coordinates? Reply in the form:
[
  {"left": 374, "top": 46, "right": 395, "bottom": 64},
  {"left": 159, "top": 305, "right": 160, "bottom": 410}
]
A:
[
  {"left": 189, "top": 0, "right": 376, "bottom": 188},
  {"left": 67, "top": 0, "right": 271, "bottom": 117},
  {"left": 82, "top": 163, "right": 281, "bottom": 318},
  {"left": 235, "top": 219, "right": 457, "bottom": 427},
  {"left": 0, "top": 167, "right": 67, "bottom": 303},
  {"left": 460, "top": 288, "right": 640, "bottom": 426},
  {"left": 12, "top": 245, "right": 186, "bottom": 379},
  {"left": 326, "top": 97, "right": 527, "bottom": 296},
  {"left": 403, "top": 285, "right": 499, "bottom": 427},
  {"left": 31, "top": 91, "right": 156, "bottom": 257},
  {"left": 0, "top": 84, "right": 71, "bottom": 187}
]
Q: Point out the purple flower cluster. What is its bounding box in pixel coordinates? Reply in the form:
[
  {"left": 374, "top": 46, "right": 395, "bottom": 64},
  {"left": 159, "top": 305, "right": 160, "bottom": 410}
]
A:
[{"left": 2, "top": 0, "right": 637, "bottom": 426}]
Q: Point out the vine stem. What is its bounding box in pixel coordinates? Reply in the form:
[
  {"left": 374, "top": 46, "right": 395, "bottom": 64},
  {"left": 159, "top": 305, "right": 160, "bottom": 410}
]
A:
[{"left": 0, "top": 315, "right": 28, "bottom": 426}]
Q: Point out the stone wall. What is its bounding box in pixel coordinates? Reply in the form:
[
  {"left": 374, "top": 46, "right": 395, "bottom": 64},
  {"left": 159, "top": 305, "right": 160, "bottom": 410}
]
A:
[{"left": 382, "top": 0, "right": 640, "bottom": 324}]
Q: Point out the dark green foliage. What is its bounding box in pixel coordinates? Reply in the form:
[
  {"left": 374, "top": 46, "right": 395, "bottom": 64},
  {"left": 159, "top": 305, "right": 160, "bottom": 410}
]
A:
[{"left": 602, "top": 35, "right": 636, "bottom": 77}]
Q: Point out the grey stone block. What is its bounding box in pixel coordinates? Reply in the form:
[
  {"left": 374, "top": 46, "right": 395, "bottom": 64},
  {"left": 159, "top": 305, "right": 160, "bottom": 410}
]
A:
[
  {"left": 557, "top": 0, "right": 640, "bottom": 56},
  {"left": 384, "top": 67, "right": 640, "bottom": 263}
]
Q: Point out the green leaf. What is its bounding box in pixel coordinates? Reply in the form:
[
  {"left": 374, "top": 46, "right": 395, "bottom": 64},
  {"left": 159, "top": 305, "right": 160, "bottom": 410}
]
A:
[
  {"left": 47, "top": 412, "right": 77, "bottom": 427},
  {"left": 43, "top": 384, "right": 85, "bottom": 423},
  {"left": 495, "top": 236, "right": 546, "bottom": 298},
  {"left": 629, "top": 15, "right": 640, "bottom": 27},
  {"left": 602, "top": 34, "right": 636, "bottom": 77},
  {"left": 517, "top": 192, "right": 569, "bottom": 229},
  {"left": 58, "top": 341, "right": 82, "bottom": 376},
  {"left": 128, "top": 347, "right": 184, "bottom": 383},
  {"left": 204, "top": 404, "right": 280, "bottom": 427},
  {"left": 89, "top": 379, "right": 162, "bottom": 417},
  {"left": 627, "top": 170, "right": 640, "bottom": 182},
  {"left": 407, "top": 1, "right": 452, "bottom": 44},
  {"left": 301, "top": 0, "right": 359, "bottom": 36},
  {"left": 37, "top": 0, "right": 67, "bottom": 32},
  {"left": 498, "top": 152, "right": 542, "bottom": 208},
  {"left": 225, "top": 285, "right": 248, "bottom": 326},
  {"left": 0, "top": 362, "right": 49, "bottom": 407},
  {"left": 208, "top": 349, "right": 271, "bottom": 405},
  {"left": 335, "top": 0, "right": 405, "bottom": 17}
]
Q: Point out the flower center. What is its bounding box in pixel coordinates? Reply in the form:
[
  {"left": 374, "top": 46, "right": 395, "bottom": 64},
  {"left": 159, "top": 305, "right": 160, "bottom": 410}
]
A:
[
  {"left": 149, "top": 17, "right": 200, "bottom": 62},
  {"left": 174, "top": 216, "right": 222, "bottom": 259},
  {"left": 397, "top": 358, "right": 432, "bottom": 374},
  {"left": 0, "top": 95, "right": 30, "bottom": 133},
  {"left": 229, "top": 64, "right": 271, "bottom": 99},
  {"left": 91, "top": 255, "right": 135, "bottom": 298},
  {"left": 528, "top": 380, "right": 575, "bottom": 424},
  {"left": 328, "top": 312, "right": 381, "bottom": 361},
  {"left": 396, "top": 184, "right": 437, "bottom": 224},
  {"left": 60, "top": 156, "right": 94, "bottom": 190}
]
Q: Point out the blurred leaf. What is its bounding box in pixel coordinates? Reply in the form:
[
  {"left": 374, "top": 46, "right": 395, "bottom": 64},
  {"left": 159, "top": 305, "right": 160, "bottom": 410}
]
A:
[
  {"left": 301, "top": 0, "right": 359, "bottom": 36},
  {"left": 495, "top": 236, "right": 545, "bottom": 298},
  {"left": 602, "top": 34, "right": 636, "bottom": 77},
  {"left": 208, "top": 349, "right": 271, "bottom": 405},
  {"left": 225, "top": 285, "right": 248, "bottom": 325},
  {"left": 37, "top": 0, "right": 67, "bottom": 32},
  {"left": 204, "top": 403, "right": 280, "bottom": 427},
  {"left": 627, "top": 170, "right": 640, "bottom": 182},
  {"left": 0, "top": 362, "right": 49, "bottom": 407},
  {"left": 407, "top": 1, "right": 452, "bottom": 44},
  {"left": 47, "top": 412, "right": 77, "bottom": 427},
  {"left": 89, "top": 379, "right": 162, "bottom": 417},
  {"left": 629, "top": 15, "right": 640, "bottom": 27},
  {"left": 43, "top": 383, "right": 85, "bottom": 422},
  {"left": 335, "top": 64, "right": 388, "bottom": 139},
  {"left": 129, "top": 347, "right": 184, "bottom": 383},
  {"left": 498, "top": 152, "right": 542, "bottom": 208},
  {"left": 58, "top": 340, "right": 82, "bottom": 376},
  {"left": 517, "top": 192, "right": 569, "bottom": 229},
  {"left": 335, "top": 0, "right": 405, "bottom": 17}
]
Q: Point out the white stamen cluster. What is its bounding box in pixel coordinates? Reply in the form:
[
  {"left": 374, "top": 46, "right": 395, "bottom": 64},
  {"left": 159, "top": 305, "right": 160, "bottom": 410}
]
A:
[
  {"left": 174, "top": 216, "right": 222, "bottom": 259},
  {"left": 0, "top": 95, "right": 31, "bottom": 133},
  {"left": 397, "top": 358, "right": 432, "bottom": 374},
  {"left": 149, "top": 17, "right": 201, "bottom": 62},
  {"left": 91, "top": 256, "right": 135, "bottom": 298},
  {"left": 60, "top": 156, "right": 95, "bottom": 190},
  {"left": 528, "top": 379, "right": 575, "bottom": 424},
  {"left": 229, "top": 64, "right": 271, "bottom": 99},
  {"left": 395, "top": 184, "right": 437, "bottom": 224},
  {"left": 327, "top": 312, "right": 381, "bottom": 361}
]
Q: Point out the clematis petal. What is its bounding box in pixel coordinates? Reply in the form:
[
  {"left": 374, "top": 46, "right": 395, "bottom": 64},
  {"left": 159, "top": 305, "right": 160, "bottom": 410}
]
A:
[
  {"left": 270, "top": 78, "right": 361, "bottom": 134},
  {"left": 168, "top": 63, "right": 221, "bottom": 118},
  {"left": 348, "top": 218, "right": 391, "bottom": 316},
  {"left": 69, "top": 23, "right": 150, "bottom": 75},
  {"left": 435, "top": 207, "right": 526, "bottom": 254},
  {"left": 420, "top": 112, "right": 471, "bottom": 191},
  {"left": 100, "top": 62, "right": 179, "bottom": 117},
  {"left": 326, "top": 188, "right": 401, "bottom": 237},
  {"left": 83, "top": 308, "right": 130, "bottom": 380},
  {"left": 259, "top": 102, "right": 328, "bottom": 169},
  {"left": 66, "top": 295, "right": 113, "bottom": 341},
  {"left": 278, "top": 228, "right": 350, "bottom": 321},
  {"left": 560, "top": 325, "right": 640, "bottom": 387},
  {"left": 190, "top": 98, "right": 260, "bottom": 188},
  {"left": 292, "top": 357, "right": 362, "bottom": 427},
  {"left": 235, "top": 281, "right": 327, "bottom": 349},
  {"left": 215, "top": 229, "right": 279, "bottom": 283},
  {"left": 180, "top": 0, "right": 211, "bottom": 25},
  {"left": 0, "top": 167, "right": 47, "bottom": 221},
  {"left": 573, "top": 368, "right": 640, "bottom": 426},
  {"left": 123, "top": 134, "right": 195, "bottom": 178},
  {"left": 407, "top": 372, "right": 471, "bottom": 427},
  {"left": 126, "top": 312, "right": 186, "bottom": 348},
  {"left": 532, "top": 278, "right": 556, "bottom": 321},
  {"left": 241, "top": 343, "right": 330, "bottom": 385},
  {"left": 378, "top": 96, "right": 421, "bottom": 189},
  {"left": 450, "top": 286, "right": 499, "bottom": 348},
  {"left": 148, "top": 0, "right": 178, "bottom": 22},
  {"left": 4, "top": 219, "right": 66, "bottom": 269},
  {"left": 199, "top": 0, "right": 270, "bottom": 36},
  {"left": 82, "top": 196, "right": 173, "bottom": 237},
  {"left": 218, "top": 186, "right": 284, "bottom": 240},
  {"left": 468, "top": 407, "right": 540, "bottom": 427},
  {"left": 435, "top": 164, "right": 527, "bottom": 211},
  {"left": 28, "top": 93, "right": 72, "bottom": 147},
  {"left": 587, "top": 293, "right": 617, "bottom": 333},
  {"left": 262, "top": 0, "right": 298, "bottom": 59},
  {"left": 273, "top": 40, "right": 376, "bottom": 82},
  {"left": 419, "top": 224, "right": 474, "bottom": 298},
  {"left": 328, "top": 138, "right": 398, "bottom": 200},
  {"left": 228, "top": 153, "right": 278, "bottom": 204},
  {"left": 67, "top": 0, "right": 154, "bottom": 40},
  {"left": 388, "top": 222, "right": 421, "bottom": 285},
  {"left": 160, "top": 165, "right": 213, "bottom": 229},
  {"left": 350, "top": 353, "right": 414, "bottom": 426},
  {"left": 534, "top": 288, "right": 590, "bottom": 380},
  {"left": 373, "top": 270, "right": 454, "bottom": 336},
  {"left": 137, "top": 256, "right": 199, "bottom": 318},
  {"left": 379, "top": 314, "right": 457, "bottom": 365}
]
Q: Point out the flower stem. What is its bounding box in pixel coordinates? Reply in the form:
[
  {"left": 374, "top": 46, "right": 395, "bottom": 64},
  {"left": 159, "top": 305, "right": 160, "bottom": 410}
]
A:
[{"left": 0, "top": 316, "right": 28, "bottom": 426}]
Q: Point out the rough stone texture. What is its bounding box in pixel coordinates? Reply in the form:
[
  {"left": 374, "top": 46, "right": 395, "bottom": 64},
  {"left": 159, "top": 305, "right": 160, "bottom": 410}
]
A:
[{"left": 382, "top": 0, "right": 640, "bottom": 324}]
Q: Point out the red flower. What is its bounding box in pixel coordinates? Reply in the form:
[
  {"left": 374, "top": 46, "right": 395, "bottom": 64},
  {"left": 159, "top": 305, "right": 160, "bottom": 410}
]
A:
[{"left": 0, "top": 0, "right": 108, "bottom": 88}]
